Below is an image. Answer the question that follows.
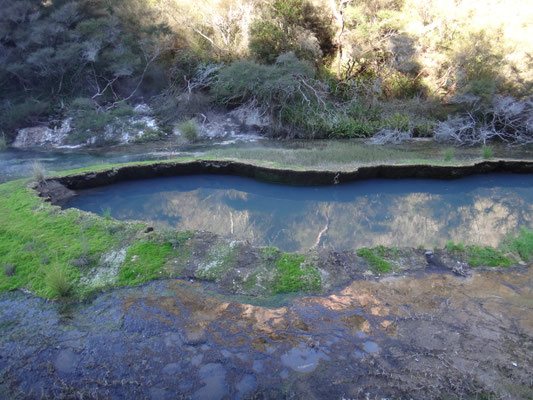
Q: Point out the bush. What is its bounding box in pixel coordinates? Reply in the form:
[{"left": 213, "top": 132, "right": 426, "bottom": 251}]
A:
[
  {"left": 177, "top": 119, "right": 198, "bottom": 142},
  {"left": 0, "top": 133, "right": 6, "bottom": 151},
  {"left": 213, "top": 53, "right": 329, "bottom": 136}
]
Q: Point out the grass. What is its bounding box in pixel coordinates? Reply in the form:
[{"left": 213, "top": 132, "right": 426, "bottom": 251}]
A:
[
  {"left": 500, "top": 228, "right": 533, "bottom": 262},
  {"left": 44, "top": 263, "right": 75, "bottom": 298},
  {"left": 118, "top": 241, "right": 174, "bottom": 286},
  {"left": 0, "top": 179, "right": 122, "bottom": 299},
  {"left": 446, "top": 241, "right": 511, "bottom": 267},
  {"left": 177, "top": 119, "right": 198, "bottom": 142},
  {"left": 272, "top": 253, "right": 321, "bottom": 294},
  {"left": 482, "top": 145, "right": 494, "bottom": 159},
  {"left": 444, "top": 148, "right": 454, "bottom": 161},
  {"left": 356, "top": 248, "right": 393, "bottom": 273},
  {"left": 205, "top": 141, "right": 423, "bottom": 168}
]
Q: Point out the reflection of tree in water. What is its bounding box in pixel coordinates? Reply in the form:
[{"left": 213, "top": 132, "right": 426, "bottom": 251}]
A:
[{"left": 89, "top": 181, "right": 532, "bottom": 252}]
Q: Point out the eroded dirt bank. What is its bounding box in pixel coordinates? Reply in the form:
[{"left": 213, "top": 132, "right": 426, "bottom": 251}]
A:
[
  {"left": 1, "top": 267, "right": 531, "bottom": 399},
  {"left": 40, "top": 159, "right": 533, "bottom": 203}
]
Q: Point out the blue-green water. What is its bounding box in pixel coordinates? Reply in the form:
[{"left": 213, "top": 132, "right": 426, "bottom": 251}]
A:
[{"left": 64, "top": 173, "right": 533, "bottom": 251}]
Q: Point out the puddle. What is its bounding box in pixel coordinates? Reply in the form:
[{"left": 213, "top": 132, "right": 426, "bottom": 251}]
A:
[{"left": 281, "top": 346, "right": 331, "bottom": 373}]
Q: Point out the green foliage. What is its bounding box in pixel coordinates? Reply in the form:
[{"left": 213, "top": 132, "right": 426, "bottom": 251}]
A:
[
  {"left": 357, "top": 248, "right": 392, "bottom": 273},
  {"left": 0, "top": 133, "right": 6, "bottom": 151},
  {"left": 482, "top": 145, "right": 493, "bottom": 159},
  {"left": 500, "top": 228, "right": 533, "bottom": 262},
  {"left": 249, "top": 0, "right": 334, "bottom": 63},
  {"left": 384, "top": 112, "right": 411, "bottom": 131},
  {"left": 68, "top": 101, "right": 135, "bottom": 143},
  {"left": 177, "top": 119, "right": 198, "bottom": 142},
  {"left": 444, "top": 148, "right": 454, "bottom": 161},
  {"left": 446, "top": 241, "right": 511, "bottom": 267},
  {"left": 273, "top": 253, "right": 321, "bottom": 293},
  {"left": 118, "top": 242, "right": 173, "bottom": 286},
  {"left": 467, "top": 246, "right": 511, "bottom": 268},
  {"left": 446, "top": 241, "right": 466, "bottom": 253}
]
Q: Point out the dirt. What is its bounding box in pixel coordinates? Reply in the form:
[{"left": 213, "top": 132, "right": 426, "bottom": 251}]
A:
[{"left": 0, "top": 267, "right": 531, "bottom": 399}]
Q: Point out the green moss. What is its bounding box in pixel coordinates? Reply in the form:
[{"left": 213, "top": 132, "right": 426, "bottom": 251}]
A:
[
  {"left": 118, "top": 241, "right": 174, "bottom": 286},
  {"left": 446, "top": 241, "right": 466, "bottom": 252},
  {"left": 446, "top": 241, "right": 512, "bottom": 267},
  {"left": 0, "top": 179, "right": 120, "bottom": 299},
  {"left": 273, "top": 254, "right": 321, "bottom": 294},
  {"left": 357, "top": 248, "right": 392, "bottom": 273},
  {"left": 466, "top": 245, "right": 511, "bottom": 268},
  {"left": 500, "top": 228, "right": 533, "bottom": 262}
]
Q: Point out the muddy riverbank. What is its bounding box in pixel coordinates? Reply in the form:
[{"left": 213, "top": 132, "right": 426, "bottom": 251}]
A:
[{"left": 1, "top": 267, "right": 531, "bottom": 399}]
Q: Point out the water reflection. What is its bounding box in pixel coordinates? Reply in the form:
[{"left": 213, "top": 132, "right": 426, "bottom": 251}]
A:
[{"left": 64, "top": 173, "right": 533, "bottom": 251}]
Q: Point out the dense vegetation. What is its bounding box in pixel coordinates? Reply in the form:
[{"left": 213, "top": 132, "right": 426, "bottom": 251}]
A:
[{"left": 1, "top": 0, "right": 531, "bottom": 144}]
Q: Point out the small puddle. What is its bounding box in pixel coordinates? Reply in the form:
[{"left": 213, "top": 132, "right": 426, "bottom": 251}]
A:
[{"left": 281, "top": 346, "right": 331, "bottom": 373}]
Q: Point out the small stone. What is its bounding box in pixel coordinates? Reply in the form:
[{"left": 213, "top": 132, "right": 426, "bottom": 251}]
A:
[{"left": 143, "top": 227, "right": 154, "bottom": 233}]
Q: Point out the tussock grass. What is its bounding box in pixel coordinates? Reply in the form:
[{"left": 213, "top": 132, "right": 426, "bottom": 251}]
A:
[
  {"left": 45, "top": 263, "right": 75, "bottom": 298},
  {"left": 31, "top": 161, "right": 46, "bottom": 183},
  {"left": 177, "top": 119, "right": 198, "bottom": 142}
]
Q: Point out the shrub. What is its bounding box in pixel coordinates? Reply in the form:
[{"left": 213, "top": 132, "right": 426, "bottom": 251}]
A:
[
  {"left": 45, "top": 264, "right": 75, "bottom": 298},
  {"left": 177, "top": 119, "right": 198, "bottom": 142},
  {"left": 0, "top": 133, "right": 6, "bottom": 151}
]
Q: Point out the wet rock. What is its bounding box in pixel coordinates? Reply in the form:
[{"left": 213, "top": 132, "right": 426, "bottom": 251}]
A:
[
  {"left": 193, "top": 363, "right": 228, "bottom": 400},
  {"left": 162, "top": 363, "right": 181, "bottom": 375},
  {"left": 143, "top": 226, "right": 154, "bottom": 233},
  {"left": 54, "top": 349, "right": 79, "bottom": 374},
  {"left": 235, "top": 374, "right": 257, "bottom": 400}
]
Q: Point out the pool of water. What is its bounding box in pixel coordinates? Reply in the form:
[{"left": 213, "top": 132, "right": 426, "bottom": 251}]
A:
[{"left": 63, "top": 173, "right": 533, "bottom": 251}]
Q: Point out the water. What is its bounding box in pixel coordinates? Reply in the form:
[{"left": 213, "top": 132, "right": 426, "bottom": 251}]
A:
[{"left": 63, "top": 173, "right": 533, "bottom": 251}]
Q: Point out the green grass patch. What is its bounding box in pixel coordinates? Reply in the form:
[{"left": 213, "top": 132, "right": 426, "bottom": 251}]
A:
[
  {"left": 444, "top": 148, "right": 454, "bottom": 161},
  {"left": 118, "top": 241, "right": 174, "bottom": 286},
  {"left": 357, "top": 248, "right": 392, "bottom": 273},
  {"left": 0, "top": 179, "right": 121, "bottom": 299},
  {"left": 446, "top": 241, "right": 466, "bottom": 252},
  {"left": 446, "top": 241, "right": 512, "bottom": 267},
  {"left": 482, "top": 145, "right": 494, "bottom": 159},
  {"left": 273, "top": 253, "right": 321, "bottom": 294},
  {"left": 499, "top": 228, "right": 533, "bottom": 262}
]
